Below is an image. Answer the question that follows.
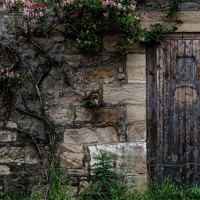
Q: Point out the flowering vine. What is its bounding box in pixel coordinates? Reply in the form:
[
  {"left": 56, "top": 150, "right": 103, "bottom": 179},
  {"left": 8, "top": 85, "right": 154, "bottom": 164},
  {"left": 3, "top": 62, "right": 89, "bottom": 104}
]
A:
[
  {"left": 3, "top": 0, "right": 145, "bottom": 53},
  {"left": 3, "top": 0, "right": 182, "bottom": 52},
  {"left": 4, "top": 0, "right": 47, "bottom": 17}
]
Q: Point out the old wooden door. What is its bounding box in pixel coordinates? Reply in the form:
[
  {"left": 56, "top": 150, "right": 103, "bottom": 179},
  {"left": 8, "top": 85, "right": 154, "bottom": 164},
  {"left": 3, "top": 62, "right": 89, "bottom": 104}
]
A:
[{"left": 147, "top": 37, "right": 200, "bottom": 185}]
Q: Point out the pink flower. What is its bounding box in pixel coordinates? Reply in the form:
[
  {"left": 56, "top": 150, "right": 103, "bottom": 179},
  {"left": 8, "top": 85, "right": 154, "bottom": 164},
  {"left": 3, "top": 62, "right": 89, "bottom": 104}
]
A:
[
  {"left": 117, "top": 3, "right": 122, "bottom": 10},
  {"left": 92, "top": 99, "right": 99, "bottom": 105},
  {"left": 62, "top": 0, "right": 74, "bottom": 5},
  {"left": 23, "top": 2, "right": 47, "bottom": 18},
  {"left": 129, "top": 4, "right": 136, "bottom": 10}
]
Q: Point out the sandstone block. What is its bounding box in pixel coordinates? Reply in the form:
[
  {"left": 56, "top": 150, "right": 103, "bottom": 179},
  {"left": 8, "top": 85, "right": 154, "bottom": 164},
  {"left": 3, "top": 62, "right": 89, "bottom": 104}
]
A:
[
  {"left": 126, "top": 54, "right": 146, "bottom": 83},
  {"left": 142, "top": 11, "right": 164, "bottom": 23},
  {"left": 21, "top": 43, "right": 32, "bottom": 51},
  {"left": 75, "top": 107, "right": 93, "bottom": 121},
  {"left": 142, "top": 21, "right": 200, "bottom": 33},
  {"left": 53, "top": 36, "right": 65, "bottom": 42},
  {"left": 0, "top": 130, "right": 17, "bottom": 142},
  {"left": 141, "top": 11, "right": 200, "bottom": 33},
  {"left": 66, "top": 39, "right": 78, "bottom": 53},
  {"left": 5, "top": 121, "right": 17, "bottom": 129},
  {"left": 103, "top": 84, "right": 146, "bottom": 104},
  {"left": 68, "top": 167, "right": 87, "bottom": 176},
  {"left": 32, "top": 37, "right": 52, "bottom": 51},
  {"left": 81, "top": 53, "right": 125, "bottom": 67},
  {"left": 96, "top": 107, "right": 124, "bottom": 125},
  {"left": 126, "top": 54, "right": 146, "bottom": 67},
  {"left": 47, "top": 108, "right": 74, "bottom": 125},
  {"left": 64, "top": 127, "right": 118, "bottom": 144},
  {"left": 52, "top": 43, "right": 65, "bottom": 53},
  {"left": 0, "top": 147, "right": 39, "bottom": 164},
  {"left": 143, "top": 11, "right": 200, "bottom": 23},
  {"left": 0, "top": 165, "right": 10, "bottom": 175},
  {"left": 42, "top": 72, "right": 64, "bottom": 95},
  {"left": 84, "top": 67, "right": 116, "bottom": 84},
  {"left": 175, "top": 23, "right": 200, "bottom": 32},
  {"left": 127, "top": 65, "right": 146, "bottom": 83},
  {"left": 60, "top": 91, "right": 83, "bottom": 106},
  {"left": 126, "top": 105, "right": 146, "bottom": 124},
  {"left": 63, "top": 55, "right": 82, "bottom": 68},
  {"left": 103, "top": 35, "right": 146, "bottom": 53},
  {"left": 57, "top": 144, "right": 84, "bottom": 167},
  {"left": 127, "top": 121, "right": 146, "bottom": 142}
]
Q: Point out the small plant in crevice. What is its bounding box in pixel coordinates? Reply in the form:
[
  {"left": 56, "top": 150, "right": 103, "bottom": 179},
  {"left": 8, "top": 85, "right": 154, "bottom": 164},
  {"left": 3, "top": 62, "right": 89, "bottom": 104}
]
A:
[
  {"left": 80, "top": 152, "right": 126, "bottom": 200},
  {"left": 83, "top": 89, "right": 102, "bottom": 109}
]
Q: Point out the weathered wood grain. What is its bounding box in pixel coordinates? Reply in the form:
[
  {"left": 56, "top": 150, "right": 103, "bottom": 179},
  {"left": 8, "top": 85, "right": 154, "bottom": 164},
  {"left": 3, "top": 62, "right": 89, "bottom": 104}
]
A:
[{"left": 147, "top": 38, "right": 200, "bottom": 185}]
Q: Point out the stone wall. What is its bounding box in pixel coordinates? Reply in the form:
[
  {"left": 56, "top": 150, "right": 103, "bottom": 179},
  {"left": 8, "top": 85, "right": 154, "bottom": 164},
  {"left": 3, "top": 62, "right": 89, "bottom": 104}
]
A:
[
  {"left": 0, "top": 14, "right": 147, "bottom": 195},
  {"left": 1, "top": 0, "right": 200, "bottom": 196},
  {"left": 140, "top": 0, "right": 200, "bottom": 11}
]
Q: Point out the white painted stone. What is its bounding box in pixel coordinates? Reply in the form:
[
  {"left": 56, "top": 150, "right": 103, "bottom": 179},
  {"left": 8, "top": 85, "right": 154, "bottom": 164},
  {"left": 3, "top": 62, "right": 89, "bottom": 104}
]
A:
[{"left": 88, "top": 142, "right": 146, "bottom": 171}]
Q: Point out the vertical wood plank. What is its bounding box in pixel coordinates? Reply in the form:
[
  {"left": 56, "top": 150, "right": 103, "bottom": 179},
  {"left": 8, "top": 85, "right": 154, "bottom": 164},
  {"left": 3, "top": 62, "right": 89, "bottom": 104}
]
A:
[
  {"left": 177, "top": 39, "right": 186, "bottom": 183},
  {"left": 170, "top": 39, "right": 180, "bottom": 177},
  {"left": 185, "top": 39, "right": 194, "bottom": 184},
  {"left": 156, "top": 41, "right": 164, "bottom": 183},
  {"left": 163, "top": 40, "right": 171, "bottom": 177},
  {"left": 147, "top": 43, "right": 157, "bottom": 184},
  {"left": 192, "top": 39, "right": 200, "bottom": 183}
]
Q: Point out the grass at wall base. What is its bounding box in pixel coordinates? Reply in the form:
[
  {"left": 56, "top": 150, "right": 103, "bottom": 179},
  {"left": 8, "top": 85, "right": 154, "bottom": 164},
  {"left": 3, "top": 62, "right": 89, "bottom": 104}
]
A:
[{"left": 2, "top": 153, "right": 200, "bottom": 199}]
